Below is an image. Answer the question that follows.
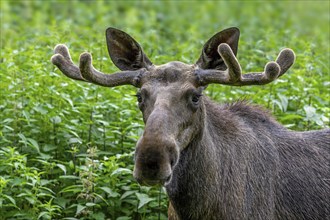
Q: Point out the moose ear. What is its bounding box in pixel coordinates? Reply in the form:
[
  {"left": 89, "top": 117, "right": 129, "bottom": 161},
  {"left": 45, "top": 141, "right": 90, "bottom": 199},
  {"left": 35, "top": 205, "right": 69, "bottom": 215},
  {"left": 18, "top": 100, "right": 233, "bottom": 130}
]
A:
[
  {"left": 196, "top": 27, "right": 240, "bottom": 70},
  {"left": 106, "top": 27, "right": 153, "bottom": 71}
]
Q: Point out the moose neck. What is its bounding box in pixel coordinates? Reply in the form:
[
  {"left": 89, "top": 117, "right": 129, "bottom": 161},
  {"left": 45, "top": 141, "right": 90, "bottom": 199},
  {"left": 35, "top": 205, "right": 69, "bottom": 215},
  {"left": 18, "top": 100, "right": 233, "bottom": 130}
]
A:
[
  {"left": 165, "top": 97, "right": 283, "bottom": 219},
  {"left": 165, "top": 97, "right": 232, "bottom": 219}
]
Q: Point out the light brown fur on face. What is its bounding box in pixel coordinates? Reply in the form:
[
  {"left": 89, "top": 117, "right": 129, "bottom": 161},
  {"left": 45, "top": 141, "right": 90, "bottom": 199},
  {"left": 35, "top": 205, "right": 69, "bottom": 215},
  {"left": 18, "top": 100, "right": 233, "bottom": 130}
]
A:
[{"left": 52, "top": 27, "right": 329, "bottom": 220}]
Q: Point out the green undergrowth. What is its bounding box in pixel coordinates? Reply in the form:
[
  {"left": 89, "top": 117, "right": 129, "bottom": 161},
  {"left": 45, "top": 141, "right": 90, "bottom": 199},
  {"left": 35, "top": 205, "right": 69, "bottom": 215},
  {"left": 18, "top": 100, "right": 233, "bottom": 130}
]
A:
[{"left": 0, "top": 1, "right": 329, "bottom": 219}]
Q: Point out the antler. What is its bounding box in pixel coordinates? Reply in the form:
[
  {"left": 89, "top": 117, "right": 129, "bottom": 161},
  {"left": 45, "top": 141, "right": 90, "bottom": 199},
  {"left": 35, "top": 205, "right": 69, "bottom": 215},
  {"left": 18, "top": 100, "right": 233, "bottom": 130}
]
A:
[
  {"left": 197, "top": 43, "right": 295, "bottom": 86},
  {"left": 51, "top": 44, "right": 144, "bottom": 87}
]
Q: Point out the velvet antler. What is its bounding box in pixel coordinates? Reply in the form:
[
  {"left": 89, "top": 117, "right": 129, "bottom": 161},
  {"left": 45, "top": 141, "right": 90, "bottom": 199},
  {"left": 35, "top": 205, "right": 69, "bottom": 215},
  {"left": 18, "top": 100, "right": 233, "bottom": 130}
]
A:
[
  {"left": 197, "top": 43, "right": 295, "bottom": 86},
  {"left": 51, "top": 44, "right": 144, "bottom": 87}
]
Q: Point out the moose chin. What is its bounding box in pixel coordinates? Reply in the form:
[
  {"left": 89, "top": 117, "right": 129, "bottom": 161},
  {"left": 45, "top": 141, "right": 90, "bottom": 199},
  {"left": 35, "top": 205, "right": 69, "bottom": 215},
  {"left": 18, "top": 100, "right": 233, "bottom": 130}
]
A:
[{"left": 52, "top": 27, "right": 330, "bottom": 220}]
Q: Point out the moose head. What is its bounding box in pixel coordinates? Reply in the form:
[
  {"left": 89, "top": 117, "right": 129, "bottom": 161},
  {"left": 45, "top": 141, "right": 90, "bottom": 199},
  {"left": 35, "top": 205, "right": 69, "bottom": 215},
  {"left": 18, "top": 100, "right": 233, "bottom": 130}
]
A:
[{"left": 51, "top": 27, "right": 295, "bottom": 186}]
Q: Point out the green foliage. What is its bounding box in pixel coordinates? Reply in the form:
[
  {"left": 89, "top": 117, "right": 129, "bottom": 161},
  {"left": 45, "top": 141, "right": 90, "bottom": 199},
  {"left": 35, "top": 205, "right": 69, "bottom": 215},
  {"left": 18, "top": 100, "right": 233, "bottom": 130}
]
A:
[{"left": 0, "top": 0, "right": 329, "bottom": 219}]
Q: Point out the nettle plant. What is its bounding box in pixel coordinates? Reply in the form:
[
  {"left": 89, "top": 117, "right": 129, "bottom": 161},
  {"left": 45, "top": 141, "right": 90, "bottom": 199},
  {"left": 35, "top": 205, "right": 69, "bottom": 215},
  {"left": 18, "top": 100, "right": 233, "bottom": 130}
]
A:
[{"left": 52, "top": 27, "right": 329, "bottom": 219}]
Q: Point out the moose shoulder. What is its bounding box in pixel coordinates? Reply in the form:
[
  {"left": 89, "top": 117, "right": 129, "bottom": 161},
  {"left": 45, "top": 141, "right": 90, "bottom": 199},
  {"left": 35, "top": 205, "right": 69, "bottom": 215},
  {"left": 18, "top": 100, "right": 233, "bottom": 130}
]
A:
[{"left": 51, "top": 27, "right": 330, "bottom": 220}]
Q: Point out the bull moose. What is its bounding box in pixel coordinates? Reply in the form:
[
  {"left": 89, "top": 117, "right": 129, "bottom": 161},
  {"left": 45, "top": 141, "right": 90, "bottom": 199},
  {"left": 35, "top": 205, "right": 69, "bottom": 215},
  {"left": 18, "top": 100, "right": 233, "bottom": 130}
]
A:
[{"left": 51, "top": 27, "right": 330, "bottom": 220}]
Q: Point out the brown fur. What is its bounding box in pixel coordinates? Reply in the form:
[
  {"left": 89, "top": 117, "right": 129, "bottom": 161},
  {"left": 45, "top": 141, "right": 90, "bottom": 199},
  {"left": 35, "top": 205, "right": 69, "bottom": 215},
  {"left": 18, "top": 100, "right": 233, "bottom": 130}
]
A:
[{"left": 166, "top": 98, "right": 330, "bottom": 219}]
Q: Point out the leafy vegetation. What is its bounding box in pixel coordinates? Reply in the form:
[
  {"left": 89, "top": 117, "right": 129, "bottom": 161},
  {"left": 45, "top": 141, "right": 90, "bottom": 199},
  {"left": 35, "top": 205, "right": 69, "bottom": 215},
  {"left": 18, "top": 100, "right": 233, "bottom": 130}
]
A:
[{"left": 0, "top": 1, "right": 329, "bottom": 219}]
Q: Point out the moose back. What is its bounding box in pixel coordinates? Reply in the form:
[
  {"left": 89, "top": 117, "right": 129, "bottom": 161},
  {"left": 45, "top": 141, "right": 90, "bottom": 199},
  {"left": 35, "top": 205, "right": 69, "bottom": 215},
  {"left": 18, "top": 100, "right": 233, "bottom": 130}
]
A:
[{"left": 51, "top": 27, "right": 330, "bottom": 220}]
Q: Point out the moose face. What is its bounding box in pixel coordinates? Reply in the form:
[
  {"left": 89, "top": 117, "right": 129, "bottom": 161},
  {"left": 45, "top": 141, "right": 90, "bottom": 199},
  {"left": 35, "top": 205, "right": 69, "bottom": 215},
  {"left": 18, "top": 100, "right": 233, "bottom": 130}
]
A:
[
  {"left": 132, "top": 62, "right": 205, "bottom": 185},
  {"left": 51, "top": 27, "right": 294, "bottom": 186}
]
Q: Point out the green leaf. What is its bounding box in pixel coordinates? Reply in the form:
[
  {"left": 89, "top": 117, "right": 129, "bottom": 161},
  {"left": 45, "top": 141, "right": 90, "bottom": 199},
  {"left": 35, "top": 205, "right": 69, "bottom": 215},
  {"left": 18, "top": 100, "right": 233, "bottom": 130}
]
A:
[
  {"left": 280, "top": 114, "right": 303, "bottom": 121},
  {"left": 38, "top": 211, "right": 50, "bottom": 220},
  {"left": 69, "top": 137, "right": 82, "bottom": 144},
  {"left": 34, "top": 105, "right": 48, "bottom": 115},
  {"left": 25, "top": 196, "right": 36, "bottom": 205},
  {"left": 135, "top": 192, "right": 155, "bottom": 209},
  {"left": 4, "top": 195, "right": 16, "bottom": 206},
  {"left": 76, "top": 204, "right": 86, "bottom": 215},
  {"left": 50, "top": 116, "right": 61, "bottom": 124},
  {"left": 54, "top": 197, "right": 69, "bottom": 208},
  {"left": 56, "top": 163, "right": 67, "bottom": 175},
  {"left": 304, "top": 105, "right": 316, "bottom": 118},
  {"left": 99, "top": 186, "right": 119, "bottom": 197},
  {"left": 59, "top": 185, "right": 83, "bottom": 194},
  {"left": 120, "top": 190, "right": 137, "bottom": 200},
  {"left": 116, "top": 217, "right": 131, "bottom": 220},
  {"left": 111, "top": 168, "right": 132, "bottom": 176},
  {"left": 18, "top": 133, "right": 28, "bottom": 147},
  {"left": 91, "top": 212, "right": 106, "bottom": 220},
  {"left": 59, "top": 175, "right": 80, "bottom": 180},
  {"left": 22, "top": 110, "right": 31, "bottom": 124},
  {"left": 278, "top": 94, "right": 288, "bottom": 112},
  {"left": 61, "top": 95, "right": 74, "bottom": 107},
  {"left": 86, "top": 202, "right": 96, "bottom": 207},
  {"left": 27, "top": 138, "right": 40, "bottom": 153}
]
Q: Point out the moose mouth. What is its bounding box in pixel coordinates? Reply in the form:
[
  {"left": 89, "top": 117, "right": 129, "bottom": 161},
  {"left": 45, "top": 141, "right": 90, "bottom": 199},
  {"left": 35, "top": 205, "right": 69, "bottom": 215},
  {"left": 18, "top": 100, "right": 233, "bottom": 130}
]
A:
[{"left": 134, "top": 173, "right": 172, "bottom": 186}]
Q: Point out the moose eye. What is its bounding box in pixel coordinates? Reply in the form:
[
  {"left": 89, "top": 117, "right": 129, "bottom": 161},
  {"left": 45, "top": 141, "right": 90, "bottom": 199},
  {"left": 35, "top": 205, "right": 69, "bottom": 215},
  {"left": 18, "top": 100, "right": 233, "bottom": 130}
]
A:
[
  {"left": 186, "top": 89, "right": 203, "bottom": 111},
  {"left": 191, "top": 94, "right": 202, "bottom": 104},
  {"left": 136, "top": 93, "right": 143, "bottom": 103}
]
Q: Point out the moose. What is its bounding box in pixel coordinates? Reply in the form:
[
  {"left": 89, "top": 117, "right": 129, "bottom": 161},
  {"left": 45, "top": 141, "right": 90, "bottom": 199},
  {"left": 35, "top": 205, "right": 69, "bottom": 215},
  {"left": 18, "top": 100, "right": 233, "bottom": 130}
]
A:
[{"left": 51, "top": 27, "right": 330, "bottom": 219}]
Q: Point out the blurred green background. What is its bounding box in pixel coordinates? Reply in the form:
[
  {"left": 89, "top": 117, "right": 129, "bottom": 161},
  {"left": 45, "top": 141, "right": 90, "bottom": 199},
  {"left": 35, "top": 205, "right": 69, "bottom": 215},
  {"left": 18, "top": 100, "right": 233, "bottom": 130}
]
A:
[{"left": 0, "top": 1, "right": 329, "bottom": 219}]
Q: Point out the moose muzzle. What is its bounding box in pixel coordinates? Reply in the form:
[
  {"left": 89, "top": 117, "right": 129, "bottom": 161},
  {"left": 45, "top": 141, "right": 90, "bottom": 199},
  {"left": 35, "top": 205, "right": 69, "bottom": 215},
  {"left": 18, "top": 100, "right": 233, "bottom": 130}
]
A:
[
  {"left": 133, "top": 135, "right": 179, "bottom": 186},
  {"left": 133, "top": 109, "right": 179, "bottom": 186}
]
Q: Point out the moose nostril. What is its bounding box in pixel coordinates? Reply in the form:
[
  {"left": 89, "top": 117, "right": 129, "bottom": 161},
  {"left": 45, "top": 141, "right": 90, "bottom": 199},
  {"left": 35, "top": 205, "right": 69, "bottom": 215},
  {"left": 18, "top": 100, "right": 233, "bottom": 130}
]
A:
[
  {"left": 170, "top": 154, "right": 178, "bottom": 167},
  {"left": 170, "top": 159, "right": 175, "bottom": 167},
  {"left": 166, "top": 175, "right": 171, "bottom": 182},
  {"left": 145, "top": 160, "right": 159, "bottom": 171}
]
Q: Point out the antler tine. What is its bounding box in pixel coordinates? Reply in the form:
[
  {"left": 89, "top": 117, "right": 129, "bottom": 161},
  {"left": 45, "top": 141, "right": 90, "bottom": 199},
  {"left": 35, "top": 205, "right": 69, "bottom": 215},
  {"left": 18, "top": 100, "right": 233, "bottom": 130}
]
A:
[
  {"left": 79, "top": 52, "right": 142, "bottom": 87},
  {"left": 197, "top": 43, "right": 242, "bottom": 86},
  {"left": 275, "top": 48, "right": 295, "bottom": 77},
  {"left": 51, "top": 44, "right": 143, "bottom": 87},
  {"left": 198, "top": 43, "right": 295, "bottom": 86},
  {"left": 51, "top": 44, "right": 86, "bottom": 82}
]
